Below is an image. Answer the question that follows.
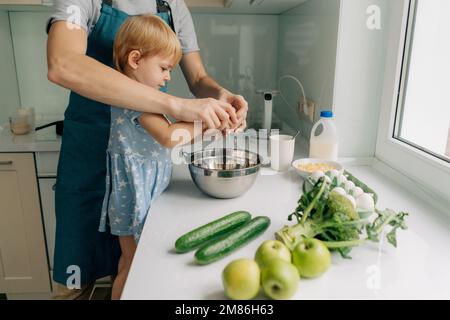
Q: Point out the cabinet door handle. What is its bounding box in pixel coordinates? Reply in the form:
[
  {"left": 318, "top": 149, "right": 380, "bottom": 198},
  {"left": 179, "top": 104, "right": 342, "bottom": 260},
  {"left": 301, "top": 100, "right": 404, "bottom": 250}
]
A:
[
  {"left": 52, "top": 183, "right": 57, "bottom": 191},
  {"left": 0, "top": 161, "right": 13, "bottom": 165}
]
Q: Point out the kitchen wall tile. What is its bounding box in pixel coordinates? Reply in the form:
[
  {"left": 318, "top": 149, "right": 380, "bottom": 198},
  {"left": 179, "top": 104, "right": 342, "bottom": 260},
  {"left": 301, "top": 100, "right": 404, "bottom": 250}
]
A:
[
  {"left": 169, "top": 13, "right": 280, "bottom": 129},
  {"left": 0, "top": 11, "right": 20, "bottom": 126},
  {"left": 277, "top": 0, "right": 340, "bottom": 138},
  {"left": 9, "top": 12, "right": 69, "bottom": 119},
  {"left": 8, "top": 12, "right": 279, "bottom": 129}
]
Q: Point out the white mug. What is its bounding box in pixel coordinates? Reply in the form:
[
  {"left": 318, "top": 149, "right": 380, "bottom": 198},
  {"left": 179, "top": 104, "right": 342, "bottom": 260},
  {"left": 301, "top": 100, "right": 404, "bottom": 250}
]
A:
[{"left": 270, "top": 135, "right": 295, "bottom": 172}]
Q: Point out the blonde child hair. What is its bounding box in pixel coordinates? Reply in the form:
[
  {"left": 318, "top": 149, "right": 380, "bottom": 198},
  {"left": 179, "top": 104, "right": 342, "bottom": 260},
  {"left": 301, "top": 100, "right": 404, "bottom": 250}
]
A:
[{"left": 113, "top": 14, "right": 182, "bottom": 73}]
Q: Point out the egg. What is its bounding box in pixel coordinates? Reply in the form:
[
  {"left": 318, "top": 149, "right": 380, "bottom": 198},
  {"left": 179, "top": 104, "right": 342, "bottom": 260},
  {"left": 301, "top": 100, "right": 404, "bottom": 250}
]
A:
[
  {"left": 351, "top": 187, "right": 364, "bottom": 199},
  {"left": 356, "top": 193, "right": 375, "bottom": 212},
  {"left": 343, "top": 181, "right": 356, "bottom": 193},
  {"left": 345, "top": 194, "right": 357, "bottom": 209},
  {"left": 331, "top": 187, "right": 346, "bottom": 196},
  {"left": 336, "top": 174, "right": 347, "bottom": 187}
]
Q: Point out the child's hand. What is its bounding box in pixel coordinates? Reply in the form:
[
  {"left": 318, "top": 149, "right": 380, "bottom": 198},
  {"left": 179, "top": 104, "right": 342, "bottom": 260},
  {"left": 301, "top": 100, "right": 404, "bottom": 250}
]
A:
[
  {"left": 202, "top": 119, "right": 241, "bottom": 138},
  {"left": 222, "top": 119, "right": 244, "bottom": 136},
  {"left": 202, "top": 120, "right": 221, "bottom": 137}
]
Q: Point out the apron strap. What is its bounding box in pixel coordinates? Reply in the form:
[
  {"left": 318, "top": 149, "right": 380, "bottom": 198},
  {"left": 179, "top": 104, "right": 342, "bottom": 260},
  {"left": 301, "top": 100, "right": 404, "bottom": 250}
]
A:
[
  {"left": 101, "top": 0, "right": 175, "bottom": 32},
  {"left": 156, "top": 0, "right": 176, "bottom": 32}
]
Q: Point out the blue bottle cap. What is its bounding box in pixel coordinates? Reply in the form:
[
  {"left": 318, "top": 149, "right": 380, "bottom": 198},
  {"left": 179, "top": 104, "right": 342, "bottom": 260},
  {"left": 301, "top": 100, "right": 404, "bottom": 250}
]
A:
[{"left": 320, "top": 111, "right": 333, "bottom": 118}]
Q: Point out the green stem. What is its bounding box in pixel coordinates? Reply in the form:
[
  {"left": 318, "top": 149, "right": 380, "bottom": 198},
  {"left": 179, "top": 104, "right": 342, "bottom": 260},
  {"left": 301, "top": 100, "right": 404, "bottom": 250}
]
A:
[
  {"left": 300, "top": 181, "right": 327, "bottom": 225},
  {"left": 323, "top": 239, "right": 367, "bottom": 249},
  {"left": 316, "top": 219, "right": 369, "bottom": 231}
]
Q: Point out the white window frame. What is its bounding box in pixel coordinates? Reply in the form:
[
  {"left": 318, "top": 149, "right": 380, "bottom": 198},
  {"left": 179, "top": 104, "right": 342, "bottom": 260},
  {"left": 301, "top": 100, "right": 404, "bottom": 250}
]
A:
[{"left": 376, "top": 0, "right": 450, "bottom": 206}]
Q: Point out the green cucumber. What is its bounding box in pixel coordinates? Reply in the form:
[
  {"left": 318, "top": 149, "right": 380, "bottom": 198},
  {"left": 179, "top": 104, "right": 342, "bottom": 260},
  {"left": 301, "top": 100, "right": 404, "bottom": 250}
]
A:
[
  {"left": 344, "top": 170, "right": 378, "bottom": 204},
  {"left": 195, "top": 216, "right": 271, "bottom": 265},
  {"left": 175, "top": 211, "right": 252, "bottom": 253}
]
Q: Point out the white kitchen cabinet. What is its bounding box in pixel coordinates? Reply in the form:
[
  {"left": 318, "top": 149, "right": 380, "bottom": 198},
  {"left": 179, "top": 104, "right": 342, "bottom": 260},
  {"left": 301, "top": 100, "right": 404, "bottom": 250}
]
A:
[
  {"left": 185, "top": 0, "right": 231, "bottom": 8},
  {"left": 38, "top": 178, "right": 56, "bottom": 271},
  {"left": 0, "top": 0, "right": 307, "bottom": 14},
  {"left": 0, "top": 0, "right": 40, "bottom": 4},
  {"left": 0, "top": 0, "right": 55, "bottom": 10},
  {"left": 186, "top": 0, "right": 307, "bottom": 14},
  {"left": 0, "top": 153, "right": 51, "bottom": 294},
  {"left": 0, "top": 0, "right": 233, "bottom": 7},
  {"left": 35, "top": 151, "right": 59, "bottom": 177},
  {"left": 35, "top": 152, "right": 58, "bottom": 272},
  {"left": 0, "top": 0, "right": 51, "bottom": 4}
]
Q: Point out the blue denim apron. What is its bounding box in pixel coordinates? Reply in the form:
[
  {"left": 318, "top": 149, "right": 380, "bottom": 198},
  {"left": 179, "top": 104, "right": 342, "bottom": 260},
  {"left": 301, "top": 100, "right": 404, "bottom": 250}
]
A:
[{"left": 54, "top": 0, "right": 174, "bottom": 286}]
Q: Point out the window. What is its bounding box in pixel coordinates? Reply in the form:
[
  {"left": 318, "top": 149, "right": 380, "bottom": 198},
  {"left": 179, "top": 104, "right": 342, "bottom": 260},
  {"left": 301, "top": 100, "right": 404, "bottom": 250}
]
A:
[
  {"left": 376, "top": 0, "right": 450, "bottom": 205},
  {"left": 394, "top": 0, "right": 450, "bottom": 163}
]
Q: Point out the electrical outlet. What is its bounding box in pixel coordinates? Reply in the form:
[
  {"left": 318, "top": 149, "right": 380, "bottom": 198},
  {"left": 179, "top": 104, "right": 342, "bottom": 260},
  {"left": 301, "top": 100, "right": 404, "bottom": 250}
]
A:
[{"left": 298, "top": 98, "right": 315, "bottom": 123}]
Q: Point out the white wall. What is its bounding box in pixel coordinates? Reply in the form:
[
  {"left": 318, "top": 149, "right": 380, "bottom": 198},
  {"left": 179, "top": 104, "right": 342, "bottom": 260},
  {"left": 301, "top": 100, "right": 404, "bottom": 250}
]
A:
[
  {"left": 277, "top": 0, "right": 340, "bottom": 138},
  {"left": 0, "top": 12, "right": 20, "bottom": 126},
  {"left": 333, "top": 0, "right": 391, "bottom": 158}
]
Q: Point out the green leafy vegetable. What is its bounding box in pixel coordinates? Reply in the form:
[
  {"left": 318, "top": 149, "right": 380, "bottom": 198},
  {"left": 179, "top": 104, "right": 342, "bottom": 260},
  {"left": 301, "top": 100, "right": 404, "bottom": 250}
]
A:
[{"left": 276, "top": 178, "right": 408, "bottom": 258}]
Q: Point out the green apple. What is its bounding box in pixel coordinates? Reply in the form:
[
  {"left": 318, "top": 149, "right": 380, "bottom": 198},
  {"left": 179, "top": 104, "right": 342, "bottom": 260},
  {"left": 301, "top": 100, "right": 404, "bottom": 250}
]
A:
[
  {"left": 222, "top": 259, "right": 260, "bottom": 300},
  {"left": 261, "top": 259, "right": 299, "bottom": 300},
  {"left": 292, "top": 238, "right": 331, "bottom": 278},
  {"left": 255, "top": 240, "right": 292, "bottom": 269}
]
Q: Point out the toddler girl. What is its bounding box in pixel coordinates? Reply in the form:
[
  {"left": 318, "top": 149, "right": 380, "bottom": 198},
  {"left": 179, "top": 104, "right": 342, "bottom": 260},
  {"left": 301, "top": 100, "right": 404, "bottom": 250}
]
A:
[{"left": 99, "top": 14, "right": 203, "bottom": 299}]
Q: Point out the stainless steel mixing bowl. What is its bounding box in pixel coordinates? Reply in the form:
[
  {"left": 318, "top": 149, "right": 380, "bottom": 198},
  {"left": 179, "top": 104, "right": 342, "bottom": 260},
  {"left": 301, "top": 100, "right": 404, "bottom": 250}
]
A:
[{"left": 186, "top": 149, "right": 261, "bottom": 199}]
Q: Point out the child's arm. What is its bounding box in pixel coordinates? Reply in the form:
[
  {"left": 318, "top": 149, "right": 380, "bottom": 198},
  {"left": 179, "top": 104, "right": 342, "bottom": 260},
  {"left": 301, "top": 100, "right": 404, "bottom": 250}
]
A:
[{"left": 138, "top": 113, "right": 205, "bottom": 149}]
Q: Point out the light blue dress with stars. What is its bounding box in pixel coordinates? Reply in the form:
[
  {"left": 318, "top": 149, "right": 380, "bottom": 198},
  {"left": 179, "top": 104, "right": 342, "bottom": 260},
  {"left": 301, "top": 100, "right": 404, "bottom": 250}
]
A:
[{"left": 99, "top": 107, "right": 172, "bottom": 242}]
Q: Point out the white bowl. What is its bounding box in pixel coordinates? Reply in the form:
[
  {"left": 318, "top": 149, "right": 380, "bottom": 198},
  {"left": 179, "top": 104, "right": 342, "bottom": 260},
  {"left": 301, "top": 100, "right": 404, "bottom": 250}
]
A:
[{"left": 292, "top": 158, "right": 344, "bottom": 178}]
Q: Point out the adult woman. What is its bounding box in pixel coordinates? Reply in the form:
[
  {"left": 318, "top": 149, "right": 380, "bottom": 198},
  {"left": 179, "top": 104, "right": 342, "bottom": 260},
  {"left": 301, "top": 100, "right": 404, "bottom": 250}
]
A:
[{"left": 46, "top": 0, "right": 248, "bottom": 298}]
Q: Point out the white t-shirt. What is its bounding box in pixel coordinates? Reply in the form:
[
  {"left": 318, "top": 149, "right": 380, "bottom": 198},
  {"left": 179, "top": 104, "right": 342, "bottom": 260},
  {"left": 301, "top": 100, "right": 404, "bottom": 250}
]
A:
[{"left": 48, "top": 0, "right": 199, "bottom": 54}]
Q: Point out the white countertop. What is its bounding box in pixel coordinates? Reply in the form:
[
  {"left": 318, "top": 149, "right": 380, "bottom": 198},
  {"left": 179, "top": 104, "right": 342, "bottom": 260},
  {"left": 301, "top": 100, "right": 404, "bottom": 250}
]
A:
[
  {"left": 122, "top": 153, "right": 450, "bottom": 300},
  {"left": 0, "top": 122, "right": 61, "bottom": 153}
]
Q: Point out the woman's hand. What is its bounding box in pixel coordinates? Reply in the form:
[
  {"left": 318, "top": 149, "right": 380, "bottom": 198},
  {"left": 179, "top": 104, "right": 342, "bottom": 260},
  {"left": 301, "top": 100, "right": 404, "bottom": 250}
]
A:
[
  {"left": 179, "top": 53, "right": 246, "bottom": 131},
  {"left": 218, "top": 90, "right": 249, "bottom": 133},
  {"left": 173, "top": 97, "right": 238, "bottom": 130}
]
